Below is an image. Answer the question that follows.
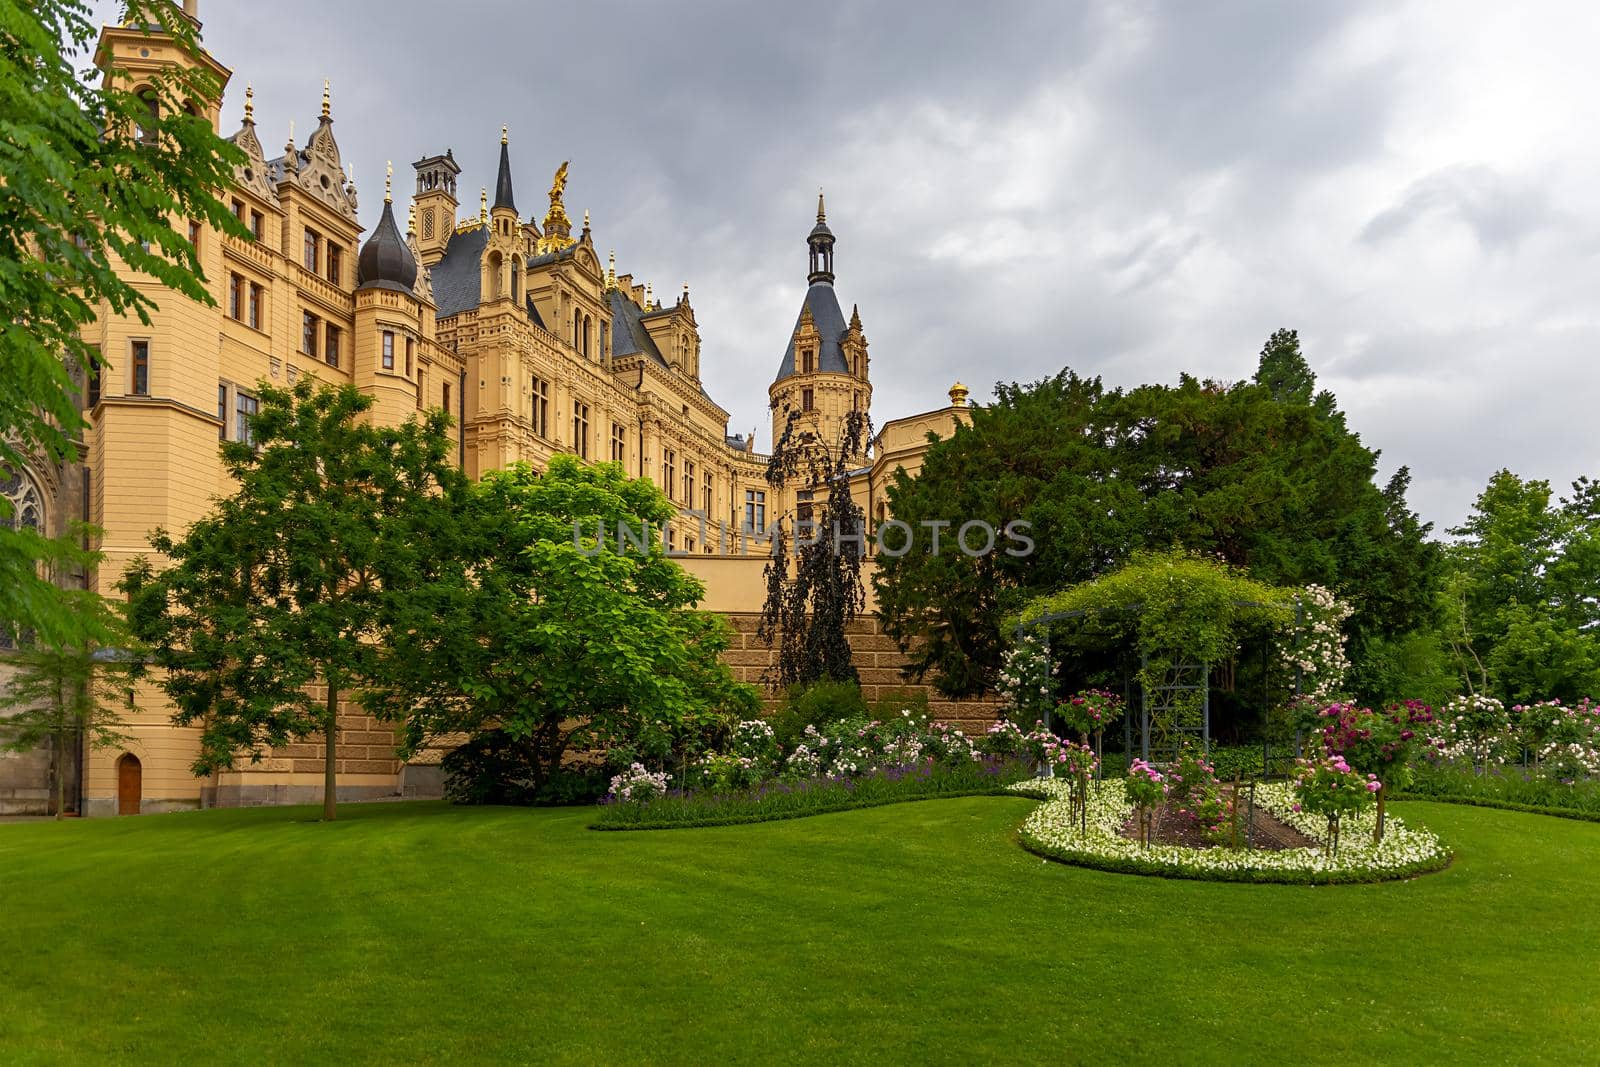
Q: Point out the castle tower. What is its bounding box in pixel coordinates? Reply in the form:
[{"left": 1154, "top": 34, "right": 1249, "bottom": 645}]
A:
[
  {"left": 411, "top": 149, "right": 460, "bottom": 265},
  {"left": 768, "top": 193, "right": 872, "bottom": 462},
  {"left": 354, "top": 164, "right": 423, "bottom": 427},
  {"left": 482, "top": 127, "right": 521, "bottom": 306}
]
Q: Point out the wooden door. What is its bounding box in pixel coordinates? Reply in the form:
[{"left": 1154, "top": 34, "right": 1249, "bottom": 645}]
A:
[{"left": 116, "top": 754, "right": 141, "bottom": 816}]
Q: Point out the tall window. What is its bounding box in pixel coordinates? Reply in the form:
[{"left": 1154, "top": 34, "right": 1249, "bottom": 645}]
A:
[
  {"left": 744, "top": 489, "right": 766, "bottom": 533},
  {"left": 531, "top": 376, "right": 549, "bottom": 436},
  {"left": 228, "top": 273, "right": 243, "bottom": 320},
  {"left": 302, "top": 312, "right": 319, "bottom": 357},
  {"left": 326, "top": 244, "right": 342, "bottom": 286},
  {"left": 610, "top": 423, "right": 626, "bottom": 463},
  {"left": 324, "top": 324, "right": 340, "bottom": 368},
  {"left": 572, "top": 401, "right": 590, "bottom": 459},
  {"left": 802, "top": 387, "right": 815, "bottom": 412},
  {"left": 130, "top": 340, "right": 150, "bottom": 396},
  {"left": 188, "top": 219, "right": 202, "bottom": 253},
  {"left": 600, "top": 321, "right": 609, "bottom": 358},
  {"left": 663, "top": 449, "right": 676, "bottom": 500},
  {"left": 235, "top": 391, "right": 258, "bottom": 447},
  {"left": 230, "top": 197, "right": 244, "bottom": 220},
  {"left": 248, "top": 283, "right": 262, "bottom": 330},
  {"left": 703, "top": 471, "right": 713, "bottom": 516},
  {"left": 802, "top": 348, "right": 815, "bottom": 374},
  {"left": 442, "top": 381, "right": 451, "bottom": 414},
  {"left": 683, "top": 460, "right": 695, "bottom": 509},
  {"left": 217, "top": 382, "right": 228, "bottom": 441},
  {"left": 250, "top": 209, "right": 264, "bottom": 241},
  {"left": 381, "top": 330, "right": 394, "bottom": 370},
  {"left": 405, "top": 337, "right": 414, "bottom": 376},
  {"left": 303, "top": 228, "right": 320, "bottom": 272},
  {"left": 86, "top": 347, "right": 101, "bottom": 408}
]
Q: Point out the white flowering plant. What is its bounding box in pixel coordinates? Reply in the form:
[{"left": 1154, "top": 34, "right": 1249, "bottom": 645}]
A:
[
  {"left": 1275, "top": 584, "right": 1353, "bottom": 716},
  {"left": 607, "top": 763, "right": 670, "bottom": 804},
  {"left": 1428, "top": 694, "right": 1513, "bottom": 773},
  {"left": 997, "top": 632, "right": 1053, "bottom": 725}
]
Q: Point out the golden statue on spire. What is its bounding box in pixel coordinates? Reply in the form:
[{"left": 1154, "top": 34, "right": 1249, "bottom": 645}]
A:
[{"left": 538, "top": 160, "right": 575, "bottom": 254}]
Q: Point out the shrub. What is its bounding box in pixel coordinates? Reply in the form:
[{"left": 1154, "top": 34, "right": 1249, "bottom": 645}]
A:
[
  {"left": 1293, "top": 756, "right": 1379, "bottom": 853},
  {"left": 608, "top": 763, "right": 670, "bottom": 804},
  {"left": 771, "top": 679, "right": 868, "bottom": 748},
  {"left": 1056, "top": 689, "right": 1125, "bottom": 744},
  {"left": 869, "top": 687, "right": 932, "bottom": 722}
]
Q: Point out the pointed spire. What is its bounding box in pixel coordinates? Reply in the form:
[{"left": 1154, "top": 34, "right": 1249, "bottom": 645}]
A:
[
  {"left": 582, "top": 208, "right": 590, "bottom": 233},
  {"left": 605, "top": 250, "right": 616, "bottom": 290},
  {"left": 479, "top": 187, "right": 488, "bottom": 225},
  {"left": 320, "top": 79, "right": 331, "bottom": 120},
  {"left": 817, "top": 188, "right": 826, "bottom": 222},
  {"left": 243, "top": 83, "right": 254, "bottom": 124},
  {"left": 501, "top": 123, "right": 508, "bottom": 145},
  {"left": 383, "top": 161, "right": 392, "bottom": 203},
  {"left": 849, "top": 303, "right": 862, "bottom": 331},
  {"left": 493, "top": 127, "right": 516, "bottom": 213}
]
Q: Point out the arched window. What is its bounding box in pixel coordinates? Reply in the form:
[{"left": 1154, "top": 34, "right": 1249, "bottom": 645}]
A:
[
  {"left": 487, "top": 251, "right": 504, "bottom": 299},
  {"left": 0, "top": 466, "right": 44, "bottom": 533},
  {"left": 511, "top": 259, "right": 521, "bottom": 304},
  {"left": 135, "top": 87, "right": 159, "bottom": 144},
  {"left": 581, "top": 314, "right": 592, "bottom": 357}
]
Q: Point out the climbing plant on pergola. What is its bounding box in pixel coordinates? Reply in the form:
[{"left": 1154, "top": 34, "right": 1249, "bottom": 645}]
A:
[{"left": 1011, "top": 551, "right": 1296, "bottom": 761}]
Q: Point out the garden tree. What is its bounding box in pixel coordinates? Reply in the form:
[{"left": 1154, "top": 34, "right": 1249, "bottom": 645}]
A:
[
  {"left": 876, "top": 371, "right": 1138, "bottom": 695},
  {"left": 364, "top": 456, "right": 758, "bottom": 801},
  {"left": 1251, "top": 327, "right": 1316, "bottom": 404},
  {"left": 0, "top": 1, "right": 247, "bottom": 646},
  {"left": 1443, "top": 468, "right": 1600, "bottom": 702},
  {"left": 0, "top": 592, "right": 134, "bottom": 819},
  {"left": 875, "top": 337, "right": 1441, "bottom": 699},
  {"left": 121, "top": 381, "right": 460, "bottom": 821},
  {"left": 758, "top": 401, "right": 872, "bottom": 688}
]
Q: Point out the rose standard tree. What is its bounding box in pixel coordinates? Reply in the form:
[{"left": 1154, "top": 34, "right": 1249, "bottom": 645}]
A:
[{"left": 121, "top": 381, "right": 462, "bottom": 820}]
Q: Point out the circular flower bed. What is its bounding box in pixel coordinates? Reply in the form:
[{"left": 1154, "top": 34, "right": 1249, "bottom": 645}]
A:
[{"left": 1009, "top": 777, "right": 1451, "bottom": 884}]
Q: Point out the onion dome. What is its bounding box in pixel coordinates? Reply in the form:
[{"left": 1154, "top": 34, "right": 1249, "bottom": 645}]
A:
[{"left": 357, "top": 170, "right": 418, "bottom": 293}]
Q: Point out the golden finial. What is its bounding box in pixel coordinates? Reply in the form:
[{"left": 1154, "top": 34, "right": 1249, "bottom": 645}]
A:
[
  {"left": 605, "top": 250, "right": 616, "bottom": 290},
  {"left": 949, "top": 381, "right": 969, "bottom": 407},
  {"left": 243, "top": 83, "right": 254, "bottom": 123},
  {"left": 384, "top": 161, "right": 392, "bottom": 203},
  {"left": 682, "top": 282, "right": 689, "bottom": 304},
  {"left": 321, "top": 79, "right": 330, "bottom": 120},
  {"left": 817, "top": 188, "right": 826, "bottom": 222},
  {"left": 501, "top": 124, "right": 508, "bottom": 145},
  {"left": 582, "top": 208, "right": 590, "bottom": 231},
  {"left": 407, "top": 202, "right": 416, "bottom": 237},
  {"left": 645, "top": 282, "right": 653, "bottom": 308},
  {"left": 479, "top": 187, "right": 487, "bottom": 224}
]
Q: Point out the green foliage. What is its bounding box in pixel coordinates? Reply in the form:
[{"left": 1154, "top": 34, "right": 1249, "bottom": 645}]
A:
[
  {"left": 875, "top": 344, "right": 1441, "bottom": 699},
  {"left": 0, "top": 595, "right": 135, "bottom": 816},
  {"left": 1442, "top": 469, "right": 1600, "bottom": 702},
  {"left": 867, "top": 686, "right": 932, "bottom": 721},
  {"left": 591, "top": 758, "right": 1032, "bottom": 830},
  {"left": 121, "top": 381, "right": 461, "bottom": 819},
  {"left": 1017, "top": 550, "right": 1292, "bottom": 742},
  {"left": 0, "top": 2, "right": 248, "bottom": 646},
  {"left": 367, "top": 454, "right": 760, "bottom": 796},
  {"left": 441, "top": 734, "right": 608, "bottom": 806},
  {"left": 1399, "top": 763, "right": 1600, "bottom": 819},
  {"left": 771, "top": 678, "right": 868, "bottom": 747}
]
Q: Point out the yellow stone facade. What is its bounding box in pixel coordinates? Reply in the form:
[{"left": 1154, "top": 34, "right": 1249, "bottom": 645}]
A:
[{"left": 0, "top": 11, "right": 974, "bottom": 814}]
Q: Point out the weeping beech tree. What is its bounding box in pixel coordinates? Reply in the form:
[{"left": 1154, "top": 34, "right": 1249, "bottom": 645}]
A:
[{"left": 758, "top": 405, "right": 872, "bottom": 689}]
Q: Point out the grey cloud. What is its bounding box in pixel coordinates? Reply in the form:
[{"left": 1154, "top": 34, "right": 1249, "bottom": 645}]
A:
[{"left": 1361, "top": 165, "right": 1557, "bottom": 249}]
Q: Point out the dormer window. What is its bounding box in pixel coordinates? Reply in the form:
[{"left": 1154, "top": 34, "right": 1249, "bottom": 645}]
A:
[{"left": 802, "top": 349, "right": 816, "bottom": 374}]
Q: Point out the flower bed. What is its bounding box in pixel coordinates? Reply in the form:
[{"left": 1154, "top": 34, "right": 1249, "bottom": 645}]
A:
[
  {"left": 1010, "top": 778, "right": 1451, "bottom": 884},
  {"left": 591, "top": 758, "right": 1034, "bottom": 830}
]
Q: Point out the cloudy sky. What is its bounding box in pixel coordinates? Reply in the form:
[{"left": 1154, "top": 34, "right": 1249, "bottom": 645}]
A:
[{"left": 104, "top": 1, "right": 1600, "bottom": 532}]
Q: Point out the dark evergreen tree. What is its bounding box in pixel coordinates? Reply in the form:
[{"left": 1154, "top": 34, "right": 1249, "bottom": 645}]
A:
[{"left": 758, "top": 404, "right": 872, "bottom": 689}]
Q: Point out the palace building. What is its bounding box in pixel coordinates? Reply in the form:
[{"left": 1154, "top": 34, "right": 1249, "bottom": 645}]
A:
[{"left": 0, "top": 4, "right": 982, "bottom": 815}]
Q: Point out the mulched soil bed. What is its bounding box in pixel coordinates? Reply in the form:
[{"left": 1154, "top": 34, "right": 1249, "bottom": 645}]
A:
[{"left": 1119, "top": 786, "right": 1318, "bottom": 851}]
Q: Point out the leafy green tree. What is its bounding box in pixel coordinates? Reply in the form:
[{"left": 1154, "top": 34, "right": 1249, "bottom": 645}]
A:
[
  {"left": 759, "top": 404, "right": 872, "bottom": 688},
  {"left": 875, "top": 339, "right": 1441, "bottom": 700},
  {"left": 121, "top": 381, "right": 460, "bottom": 820},
  {"left": 0, "top": 595, "right": 134, "bottom": 818},
  {"left": 0, "top": 1, "right": 247, "bottom": 645},
  {"left": 876, "top": 370, "right": 1135, "bottom": 696},
  {"left": 365, "top": 455, "right": 758, "bottom": 800},
  {"left": 1252, "top": 327, "right": 1316, "bottom": 404}
]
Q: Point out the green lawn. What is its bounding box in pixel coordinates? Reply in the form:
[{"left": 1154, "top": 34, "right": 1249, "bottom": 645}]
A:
[{"left": 1, "top": 798, "right": 1597, "bottom": 1064}]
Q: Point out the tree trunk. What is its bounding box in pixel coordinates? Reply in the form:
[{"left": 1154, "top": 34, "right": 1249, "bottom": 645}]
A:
[
  {"left": 54, "top": 729, "right": 66, "bottom": 821},
  {"left": 323, "top": 684, "right": 338, "bottom": 822}
]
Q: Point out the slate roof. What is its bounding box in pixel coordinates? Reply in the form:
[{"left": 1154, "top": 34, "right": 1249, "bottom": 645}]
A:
[
  {"left": 608, "top": 289, "right": 669, "bottom": 368},
  {"left": 356, "top": 200, "right": 417, "bottom": 293},
  {"left": 493, "top": 141, "right": 516, "bottom": 213},
  {"left": 430, "top": 226, "right": 489, "bottom": 318},
  {"left": 774, "top": 281, "right": 850, "bottom": 382}
]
